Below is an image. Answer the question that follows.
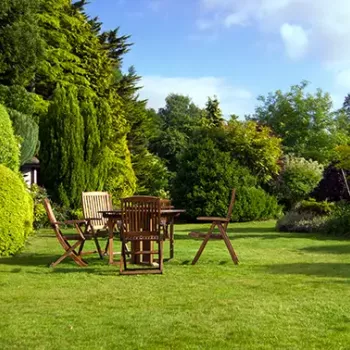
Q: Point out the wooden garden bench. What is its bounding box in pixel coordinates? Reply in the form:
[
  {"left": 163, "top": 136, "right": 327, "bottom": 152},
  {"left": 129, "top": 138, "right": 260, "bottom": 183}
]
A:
[{"left": 189, "top": 189, "right": 239, "bottom": 265}]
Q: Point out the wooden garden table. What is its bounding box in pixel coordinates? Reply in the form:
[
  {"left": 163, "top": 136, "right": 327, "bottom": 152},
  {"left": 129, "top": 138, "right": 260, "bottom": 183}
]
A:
[{"left": 100, "top": 209, "right": 185, "bottom": 264}]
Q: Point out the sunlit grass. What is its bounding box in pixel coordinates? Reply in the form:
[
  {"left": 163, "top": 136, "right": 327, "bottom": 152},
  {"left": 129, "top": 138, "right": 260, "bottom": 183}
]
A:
[{"left": 1, "top": 221, "right": 350, "bottom": 349}]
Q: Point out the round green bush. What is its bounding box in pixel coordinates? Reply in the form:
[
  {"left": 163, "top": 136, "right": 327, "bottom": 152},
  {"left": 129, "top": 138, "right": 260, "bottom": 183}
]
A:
[
  {"left": 232, "top": 186, "right": 282, "bottom": 222},
  {"left": 0, "top": 104, "right": 20, "bottom": 171},
  {"left": 0, "top": 164, "right": 33, "bottom": 256}
]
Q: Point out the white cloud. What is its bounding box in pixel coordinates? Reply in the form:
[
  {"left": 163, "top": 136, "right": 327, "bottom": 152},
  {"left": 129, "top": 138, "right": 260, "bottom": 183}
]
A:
[
  {"left": 335, "top": 69, "right": 350, "bottom": 90},
  {"left": 138, "top": 76, "right": 254, "bottom": 117},
  {"left": 198, "top": 0, "right": 350, "bottom": 64},
  {"left": 280, "top": 23, "right": 309, "bottom": 60}
]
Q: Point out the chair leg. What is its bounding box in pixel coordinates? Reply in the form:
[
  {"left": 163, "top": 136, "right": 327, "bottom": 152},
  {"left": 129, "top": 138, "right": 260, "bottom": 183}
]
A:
[
  {"left": 159, "top": 240, "right": 164, "bottom": 273},
  {"left": 51, "top": 241, "right": 87, "bottom": 267},
  {"left": 93, "top": 236, "right": 103, "bottom": 259},
  {"left": 218, "top": 224, "right": 239, "bottom": 264},
  {"left": 191, "top": 222, "right": 215, "bottom": 265},
  {"left": 78, "top": 240, "right": 85, "bottom": 256}
]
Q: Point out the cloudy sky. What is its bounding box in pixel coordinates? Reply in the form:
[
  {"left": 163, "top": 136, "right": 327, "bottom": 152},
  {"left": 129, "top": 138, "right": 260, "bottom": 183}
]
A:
[{"left": 86, "top": 0, "right": 350, "bottom": 117}]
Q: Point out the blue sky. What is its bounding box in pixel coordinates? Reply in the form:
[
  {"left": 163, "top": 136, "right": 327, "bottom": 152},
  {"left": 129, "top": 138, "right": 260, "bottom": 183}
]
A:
[{"left": 86, "top": 0, "right": 350, "bottom": 117}]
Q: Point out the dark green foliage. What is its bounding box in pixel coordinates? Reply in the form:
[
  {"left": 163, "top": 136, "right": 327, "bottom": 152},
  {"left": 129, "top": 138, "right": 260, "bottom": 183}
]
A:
[
  {"left": 8, "top": 110, "right": 39, "bottom": 165},
  {"left": 232, "top": 187, "right": 281, "bottom": 222},
  {"left": 40, "top": 85, "right": 84, "bottom": 208},
  {"left": 0, "top": 104, "right": 19, "bottom": 171},
  {"left": 172, "top": 137, "right": 257, "bottom": 220},
  {"left": 323, "top": 202, "right": 350, "bottom": 236},
  {"left": 312, "top": 164, "right": 350, "bottom": 202},
  {"left": 151, "top": 94, "right": 204, "bottom": 172},
  {"left": 0, "top": 0, "right": 44, "bottom": 86},
  {"left": 0, "top": 164, "right": 33, "bottom": 256}
]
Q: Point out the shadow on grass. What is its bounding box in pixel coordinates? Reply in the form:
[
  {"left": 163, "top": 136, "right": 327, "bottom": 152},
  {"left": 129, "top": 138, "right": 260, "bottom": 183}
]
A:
[
  {"left": 0, "top": 254, "right": 105, "bottom": 268},
  {"left": 265, "top": 262, "right": 350, "bottom": 279},
  {"left": 300, "top": 245, "right": 350, "bottom": 255}
]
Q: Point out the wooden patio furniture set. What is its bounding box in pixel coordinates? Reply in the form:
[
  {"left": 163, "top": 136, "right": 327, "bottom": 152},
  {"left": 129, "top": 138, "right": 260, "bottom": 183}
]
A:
[{"left": 44, "top": 189, "right": 239, "bottom": 275}]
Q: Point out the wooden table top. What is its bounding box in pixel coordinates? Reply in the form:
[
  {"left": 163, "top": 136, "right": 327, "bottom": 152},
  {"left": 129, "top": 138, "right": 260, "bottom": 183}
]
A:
[{"left": 99, "top": 209, "right": 186, "bottom": 218}]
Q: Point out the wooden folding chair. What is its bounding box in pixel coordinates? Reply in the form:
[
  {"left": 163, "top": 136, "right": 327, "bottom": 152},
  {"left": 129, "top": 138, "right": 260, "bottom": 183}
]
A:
[
  {"left": 120, "top": 196, "right": 163, "bottom": 275},
  {"left": 190, "top": 189, "right": 239, "bottom": 265},
  {"left": 82, "top": 192, "right": 113, "bottom": 254},
  {"left": 43, "top": 198, "right": 103, "bottom": 267}
]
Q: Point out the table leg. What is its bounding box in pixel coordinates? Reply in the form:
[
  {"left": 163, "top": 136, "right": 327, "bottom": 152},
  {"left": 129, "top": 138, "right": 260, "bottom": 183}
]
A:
[
  {"left": 169, "top": 216, "right": 175, "bottom": 260},
  {"left": 141, "top": 240, "right": 153, "bottom": 264},
  {"left": 108, "top": 219, "right": 114, "bottom": 265}
]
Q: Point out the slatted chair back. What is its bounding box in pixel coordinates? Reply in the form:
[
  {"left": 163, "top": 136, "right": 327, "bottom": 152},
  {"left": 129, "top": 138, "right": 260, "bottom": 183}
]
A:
[
  {"left": 82, "top": 192, "right": 112, "bottom": 231},
  {"left": 120, "top": 196, "right": 163, "bottom": 274},
  {"left": 122, "top": 196, "right": 161, "bottom": 239},
  {"left": 225, "top": 189, "right": 236, "bottom": 230},
  {"left": 160, "top": 199, "right": 173, "bottom": 209}
]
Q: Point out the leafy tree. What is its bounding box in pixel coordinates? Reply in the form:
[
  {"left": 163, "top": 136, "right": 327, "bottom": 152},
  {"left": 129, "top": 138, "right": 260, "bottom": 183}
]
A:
[
  {"left": 151, "top": 94, "right": 203, "bottom": 172},
  {"left": 224, "top": 119, "right": 282, "bottom": 183},
  {"left": 273, "top": 155, "right": 324, "bottom": 209},
  {"left": 0, "top": 0, "right": 44, "bottom": 87},
  {"left": 251, "top": 81, "right": 344, "bottom": 163},
  {"left": 203, "top": 96, "right": 224, "bottom": 127}
]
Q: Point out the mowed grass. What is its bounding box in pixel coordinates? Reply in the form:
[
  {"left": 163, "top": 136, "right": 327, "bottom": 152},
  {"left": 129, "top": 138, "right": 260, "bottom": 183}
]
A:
[{"left": 1, "top": 221, "right": 350, "bottom": 349}]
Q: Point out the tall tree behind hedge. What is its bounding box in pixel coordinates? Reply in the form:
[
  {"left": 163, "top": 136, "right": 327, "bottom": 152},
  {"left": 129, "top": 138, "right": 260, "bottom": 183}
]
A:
[
  {"left": 40, "top": 85, "right": 84, "bottom": 208},
  {"left": 36, "top": 0, "right": 136, "bottom": 204},
  {"left": 203, "top": 96, "right": 224, "bottom": 127},
  {"left": 0, "top": 0, "right": 44, "bottom": 87}
]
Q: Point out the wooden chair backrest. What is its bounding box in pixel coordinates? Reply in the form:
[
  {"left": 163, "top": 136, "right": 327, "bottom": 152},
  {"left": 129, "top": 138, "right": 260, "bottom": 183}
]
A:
[
  {"left": 121, "top": 196, "right": 161, "bottom": 239},
  {"left": 160, "top": 199, "right": 173, "bottom": 209},
  {"left": 43, "top": 198, "right": 62, "bottom": 238},
  {"left": 82, "top": 192, "right": 112, "bottom": 230},
  {"left": 225, "top": 189, "right": 236, "bottom": 229}
]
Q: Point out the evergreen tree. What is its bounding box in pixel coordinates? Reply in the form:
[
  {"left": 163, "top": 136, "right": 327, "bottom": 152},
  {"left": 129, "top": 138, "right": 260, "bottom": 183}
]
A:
[
  {"left": 204, "top": 96, "right": 224, "bottom": 127},
  {"left": 40, "top": 85, "right": 84, "bottom": 208}
]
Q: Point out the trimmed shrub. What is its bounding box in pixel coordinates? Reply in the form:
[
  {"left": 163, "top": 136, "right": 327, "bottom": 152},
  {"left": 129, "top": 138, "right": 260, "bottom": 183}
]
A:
[
  {"left": 273, "top": 155, "right": 324, "bottom": 209},
  {"left": 296, "top": 198, "right": 335, "bottom": 216},
  {"left": 276, "top": 210, "right": 328, "bottom": 233},
  {"left": 232, "top": 186, "right": 282, "bottom": 222},
  {"left": 0, "top": 164, "right": 33, "bottom": 256},
  {"left": 0, "top": 104, "right": 20, "bottom": 171}
]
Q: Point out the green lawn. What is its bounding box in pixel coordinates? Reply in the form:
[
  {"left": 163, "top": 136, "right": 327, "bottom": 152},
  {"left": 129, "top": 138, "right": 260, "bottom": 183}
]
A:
[{"left": 1, "top": 221, "right": 350, "bottom": 349}]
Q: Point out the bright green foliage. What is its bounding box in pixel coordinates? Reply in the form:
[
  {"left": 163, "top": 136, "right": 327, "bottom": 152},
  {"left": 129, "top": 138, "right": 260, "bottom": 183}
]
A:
[
  {"left": 273, "top": 155, "right": 324, "bottom": 208},
  {"left": 8, "top": 110, "right": 39, "bottom": 165},
  {"left": 252, "top": 81, "right": 345, "bottom": 164},
  {"left": 40, "top": 85, "right": 84, "bottom": 208},
  {"left": 297, "top": 198, "right": 335, "bottom": 216},
  {"left": 0, "top": 104, "right": 20, "bottom": 171},
  {"left": 203, "top": 96, "right": 224, "bottom": 127},
  {"left": 0, "top": 164, "right": 33, "bottom": 256},
  {"left": 0, "top": 0, "right": 44, "bottom": 86},
  {"left": 35, "top": 0, "right": 135, "bottom": 205},
  {"left": 225, "top": 119, "right": 283, "bottom": 183},
  {"left": 334, "top": 145, "right": 350, "bottom": 170},
  {"left": 232, "top": 187, "right": 281, "bottom": 222},
  {"left": 172, "top": 137, "right": 257, "bottom": 219}
]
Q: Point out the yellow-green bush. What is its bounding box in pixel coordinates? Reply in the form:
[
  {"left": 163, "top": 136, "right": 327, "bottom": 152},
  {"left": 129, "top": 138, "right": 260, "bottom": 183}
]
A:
[
  {"left": 0, "top": 104, "right": 20, "bottom": 171},
  {"left": 0, "top": 165, "right": 33, "bottom": 256}
]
